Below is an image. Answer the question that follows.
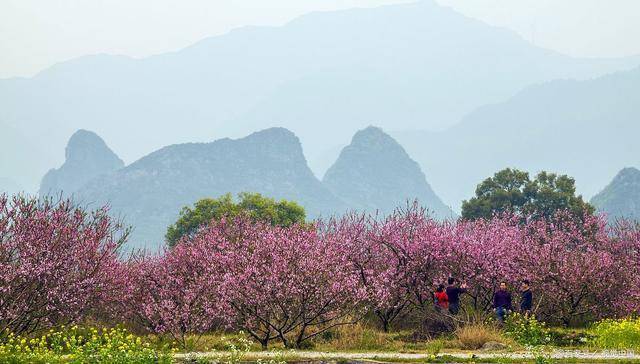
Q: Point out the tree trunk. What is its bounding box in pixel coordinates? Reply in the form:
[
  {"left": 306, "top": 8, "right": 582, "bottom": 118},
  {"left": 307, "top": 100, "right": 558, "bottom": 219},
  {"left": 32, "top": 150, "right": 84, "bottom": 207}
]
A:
[
  {"left": 376, "top": 312, "right": 390, "bottom": 332},
  {"left": 295, "top": 325, "right": 309, "bottom": 348}
]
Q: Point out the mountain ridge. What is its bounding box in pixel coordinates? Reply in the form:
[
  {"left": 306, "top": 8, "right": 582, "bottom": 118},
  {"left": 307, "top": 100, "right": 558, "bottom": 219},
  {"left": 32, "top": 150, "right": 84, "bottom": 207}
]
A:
[
  {"left": 39, "top": 126, "right": 453, "bottom": 250},
  {"left": 394, "top": 65, "right": 640, "bottom": 212},
  {"left": 2, "top": 0, "right": 639, "bottom": 190},
  {"left": 73, "top": 127, "right": 346, "bottom": 250},
  {"left": 591, "top": 167, "right": 640, "bottom": 223}
]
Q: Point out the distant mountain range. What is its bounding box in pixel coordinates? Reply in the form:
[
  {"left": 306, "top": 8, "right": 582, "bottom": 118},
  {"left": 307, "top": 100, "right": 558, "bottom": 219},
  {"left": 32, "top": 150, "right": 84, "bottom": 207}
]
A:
[
  {"left": 395, "top": 65, "right": 640, "bottom": 211},
  {"left": 591, "top": 167, "right": 640, "bottom": 223},
  {"left": 2, "top": 0, "right": 640, "bottom": 191},
  {"left": 41, "top": 127, "right": 451, "bottom": 250}
]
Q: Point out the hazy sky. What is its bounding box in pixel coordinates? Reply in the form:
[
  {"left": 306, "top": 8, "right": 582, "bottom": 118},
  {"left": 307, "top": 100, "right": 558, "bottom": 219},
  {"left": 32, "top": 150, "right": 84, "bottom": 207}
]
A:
[{"left": 1, "top": 0, "right": 640, "bottom": 78}]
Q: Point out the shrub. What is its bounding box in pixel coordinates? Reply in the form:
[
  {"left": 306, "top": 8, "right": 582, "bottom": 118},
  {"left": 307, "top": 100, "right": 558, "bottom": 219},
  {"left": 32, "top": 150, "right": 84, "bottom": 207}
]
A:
[
  {"left": 528, "top": 345, "right": 553, "bottom": 364},
  {"left": 455, "top": 323, "right": 506, "bottom": 350},
  {"left": 0, "top": 331, "right": 64, "bottom": 364},
  {"left": 0, "top": 326, "right": 173, "bottom": 363},
  {"left": 590, "top": 318, "right": 640, "bottom": 350},
  {"left": 546, "top": 329, "right": 591, "bottom": 347},
  {"left": 504, "top": 313, "right": 550, "bottom": 346},
  {"left": 425, "top": 339, "right": 444, "bottom": 356}
]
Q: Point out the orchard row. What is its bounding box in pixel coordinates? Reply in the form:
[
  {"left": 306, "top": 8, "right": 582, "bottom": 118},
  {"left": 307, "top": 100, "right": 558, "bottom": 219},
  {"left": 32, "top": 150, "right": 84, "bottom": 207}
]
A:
[{"left": 1, "top": 195, "right": 639, "bottom": 349}]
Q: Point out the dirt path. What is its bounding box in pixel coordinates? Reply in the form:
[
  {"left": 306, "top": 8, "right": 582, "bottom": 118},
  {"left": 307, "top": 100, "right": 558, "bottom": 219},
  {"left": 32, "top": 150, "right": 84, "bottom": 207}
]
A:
[{"left": 176, "top": 349, "right": 640, "bottom": 362}]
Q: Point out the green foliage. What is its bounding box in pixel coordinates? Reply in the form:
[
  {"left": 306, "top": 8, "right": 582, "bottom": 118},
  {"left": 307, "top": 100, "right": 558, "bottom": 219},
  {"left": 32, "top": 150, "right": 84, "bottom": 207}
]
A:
[
  {"left": 589, "top": 318, "right": 640, "bottom": 350},
  {"left": 527, "top": 345, "right": 552, "bottom": 364},
  {"left": 546, "top": 328, "right": 591, "bottom": 347},
  {"left": 0, "top": 333, "right": 65, "bottom": 364},
  {"left": 425, "top": 339, "right": 444, "bottom": 356},
  {"left": 166, "top": 192, "right": 306, "bottom": 247},
  {"left": 462, "top": 168, "right": 594, "bottom": 221},
  {"left": 0, "top": 326, "right": 173, "bottom": 363},
  {"left": 504, "top": 313, "right": 551, "bottom": 346}
]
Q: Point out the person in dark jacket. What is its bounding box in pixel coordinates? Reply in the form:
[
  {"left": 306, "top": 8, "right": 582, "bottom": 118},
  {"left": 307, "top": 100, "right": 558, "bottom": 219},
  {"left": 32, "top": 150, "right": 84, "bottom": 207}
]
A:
[
  {"left": 493, "top": 281, "right": 512, "bottom": 323},
  {"left": 446, "top": 277, "right": 467, "bottom": 315},
  {"left": 520, "top": 279, "right": 533, "bottom": 315}
]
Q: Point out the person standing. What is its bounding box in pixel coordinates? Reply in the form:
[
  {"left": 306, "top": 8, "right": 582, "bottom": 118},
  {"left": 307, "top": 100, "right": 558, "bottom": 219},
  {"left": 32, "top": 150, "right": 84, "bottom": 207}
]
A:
[
  {"left": 446, "top": 277, "right": 467, "bottom": 315},
  {"left": 493, "top": 281, "right": 512, "bottom": 323},
  {"left": 520, "top": 279, "right": 533, "bottom": 315},
  {"left": 434, "top": 284, "right": 449, "bottom": 310}
]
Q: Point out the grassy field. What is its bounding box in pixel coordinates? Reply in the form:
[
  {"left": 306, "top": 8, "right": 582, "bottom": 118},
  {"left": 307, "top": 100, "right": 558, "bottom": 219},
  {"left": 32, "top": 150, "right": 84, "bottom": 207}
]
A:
[
  {"left": 149, "top": 321, "right": 593, "bottom": 354},
  {"left": 2, "top": 321, "right": 638, "bottom": 364}
]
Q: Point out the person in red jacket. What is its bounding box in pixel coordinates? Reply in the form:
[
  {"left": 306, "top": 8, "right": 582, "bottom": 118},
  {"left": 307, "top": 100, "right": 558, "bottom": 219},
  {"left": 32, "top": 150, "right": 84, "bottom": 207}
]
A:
[{"left": 434, "top": 284, "right": 449, "bottom": 310}]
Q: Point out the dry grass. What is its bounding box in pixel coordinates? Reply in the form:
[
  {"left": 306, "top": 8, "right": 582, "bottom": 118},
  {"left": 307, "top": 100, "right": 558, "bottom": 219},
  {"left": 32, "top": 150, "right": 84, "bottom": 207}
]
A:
[
  {"left": 146, "top": 322, "right": 514, "bottom": 353},
  {"left": 454, "top": 323, "right": 509, "bottom": 350},
  {"left": 312, "top": 322, "right": 452, "bottom": 353},
  {"left": 314, "top": 322, "right": 393, "bottom": 351}
]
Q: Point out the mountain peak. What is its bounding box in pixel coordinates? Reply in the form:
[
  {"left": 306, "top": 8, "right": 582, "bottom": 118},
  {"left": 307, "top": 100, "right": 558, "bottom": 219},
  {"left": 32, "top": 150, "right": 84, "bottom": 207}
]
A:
[
  {"left": 237, "top": 127, "right": 306, "bottom": 165},
  {"left": 68, "top": 128, "right": 101, "bottom": 141},
  {"left": 66, "top": 129, "right": 120, "bottom": 162},
  {"left": 245, "top": 127, "right": 299, "bottom": 144},
  {"left": 323, "top": 127, "right": 454, "bottom": 219},
  {"left": 39, "top": 130, "right": 124, "bottom": 196},
  {"left": 350, "top": 126, "right": 405, "bottom": 152},
  {"left": 615, "top": 167, "right": 640, "bottom": 180},
  {"left": 353, "top": 125, "right": 390, "bottom": 140}
]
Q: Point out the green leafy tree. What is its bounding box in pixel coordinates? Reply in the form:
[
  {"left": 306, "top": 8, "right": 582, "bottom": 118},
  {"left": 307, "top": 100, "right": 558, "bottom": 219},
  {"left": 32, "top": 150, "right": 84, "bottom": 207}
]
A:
[
  {"left": 166, "top": 192, "right": 306, "bottom": 247},
  {"left": 461, "top": 168, "right": 594, "bottom": 221}
]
